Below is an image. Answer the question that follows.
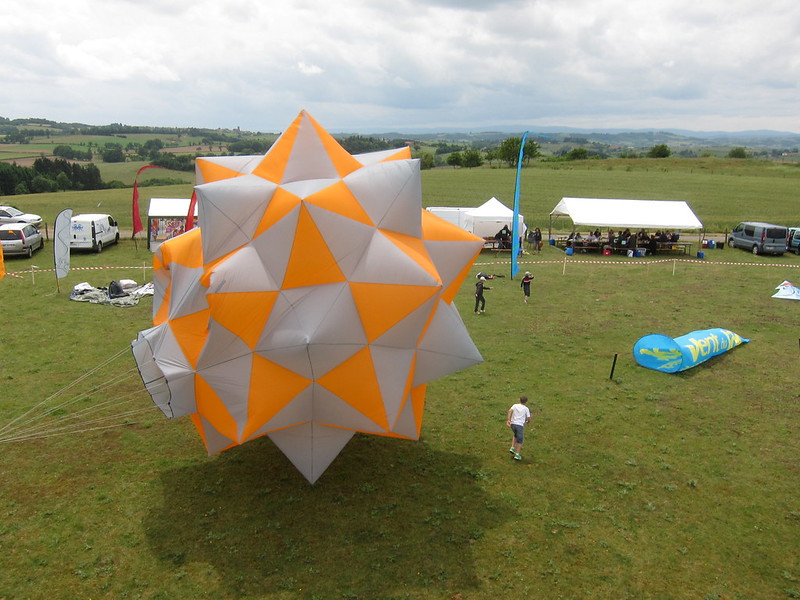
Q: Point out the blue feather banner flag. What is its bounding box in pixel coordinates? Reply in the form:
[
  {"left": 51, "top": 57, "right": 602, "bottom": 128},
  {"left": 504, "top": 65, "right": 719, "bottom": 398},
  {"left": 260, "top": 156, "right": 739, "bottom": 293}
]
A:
[{"left": 511, "top": 131, "right": 528, "bottom": 279}]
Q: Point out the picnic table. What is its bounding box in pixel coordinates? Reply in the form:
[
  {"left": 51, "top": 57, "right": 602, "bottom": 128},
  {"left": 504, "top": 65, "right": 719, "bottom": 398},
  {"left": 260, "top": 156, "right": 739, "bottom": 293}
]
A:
[{"left": 552, "top": 236, "right": 692, "bottom": 256}]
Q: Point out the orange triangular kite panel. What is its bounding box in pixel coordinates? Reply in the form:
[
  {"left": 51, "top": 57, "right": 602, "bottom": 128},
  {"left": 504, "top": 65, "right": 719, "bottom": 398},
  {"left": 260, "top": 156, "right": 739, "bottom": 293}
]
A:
[
  {"left": 317, "top": 347, "right": 388, "bottom": 430},
  {"left": 206, "top": 291, "right": 278, "bottom": 349},
  {"left": 168, "top": 309, "right": 210, "bottom": 368},
  {"left": 251, "top": 112, "right": 303, "bottom": 183},
  {"left": 305, "top": 181, "right": 374, "bottom": 226},
  {"left": 350, "top": 282, "right": 439, "bottom": 342},
  {"left": 242, "top": 355, "right": 312, "bottom": 440},
  {"left": 196, "top": 158, "right": 246, "bottom": 184},
  {"left": 281, "top": 205, "right": 346, "bottom": 289},
  {"left": 254, "top": 187, "right": 302, "bottom": 237},
  {"left": 381, "top": 147, "right": 412, "bottom": 161},
  {"left": 194, "top": 374, "right": 239, "bottom": 443}
]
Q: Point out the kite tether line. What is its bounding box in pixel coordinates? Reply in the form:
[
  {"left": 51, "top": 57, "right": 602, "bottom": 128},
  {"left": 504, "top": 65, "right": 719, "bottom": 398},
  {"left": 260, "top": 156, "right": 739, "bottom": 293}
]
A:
[{"left": 0, "top": 346, "right": 161, "bottom": 444}]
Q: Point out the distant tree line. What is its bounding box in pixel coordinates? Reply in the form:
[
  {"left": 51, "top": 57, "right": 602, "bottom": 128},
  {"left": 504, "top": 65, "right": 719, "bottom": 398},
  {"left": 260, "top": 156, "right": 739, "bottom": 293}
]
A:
[
  {"left": 336, "top": 135, "right": 410, "bottom": 155},
  {"left": 0, "top": 157, "right": 103, "bottom": 195}
]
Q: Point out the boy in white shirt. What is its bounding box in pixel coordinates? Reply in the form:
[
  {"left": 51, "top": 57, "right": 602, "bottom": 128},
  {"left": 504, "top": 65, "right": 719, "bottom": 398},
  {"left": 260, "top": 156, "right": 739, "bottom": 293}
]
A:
[{"left": 506, "top": 396, "right": 531, "bottom": 461}]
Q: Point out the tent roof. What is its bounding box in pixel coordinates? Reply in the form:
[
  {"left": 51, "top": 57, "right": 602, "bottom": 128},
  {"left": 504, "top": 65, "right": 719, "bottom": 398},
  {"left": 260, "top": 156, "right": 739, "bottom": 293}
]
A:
[
  {"left": 550, "top": 197, "right": 703, "bottom": 230},
  {"left": 148, "top": 197, "right": 197, "bottom": 218},
  {"left": 465, "top": 197, "right": 512, "bottom": 217}
]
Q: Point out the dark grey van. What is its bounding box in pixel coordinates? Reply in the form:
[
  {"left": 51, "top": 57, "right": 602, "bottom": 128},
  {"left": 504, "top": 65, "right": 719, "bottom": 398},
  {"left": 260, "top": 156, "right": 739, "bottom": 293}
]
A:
[{"left": 728, "top": 222, "right": 788, "bottom": 255}]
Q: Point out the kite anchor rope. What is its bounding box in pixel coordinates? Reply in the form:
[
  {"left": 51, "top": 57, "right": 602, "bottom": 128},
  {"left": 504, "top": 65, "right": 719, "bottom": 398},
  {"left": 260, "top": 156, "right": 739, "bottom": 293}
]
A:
[{"left": 0, "top": 346, "right": 159, "bottom": 444}]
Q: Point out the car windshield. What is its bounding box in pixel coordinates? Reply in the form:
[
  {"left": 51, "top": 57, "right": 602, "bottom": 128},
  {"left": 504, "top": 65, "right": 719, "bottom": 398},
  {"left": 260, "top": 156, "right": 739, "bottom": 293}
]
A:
[
  {"left": 0, "top": 230, "right": 21, "bottom": 240},
  {"left": 3, "top": 207, "right": 23, "bottom": 217}
]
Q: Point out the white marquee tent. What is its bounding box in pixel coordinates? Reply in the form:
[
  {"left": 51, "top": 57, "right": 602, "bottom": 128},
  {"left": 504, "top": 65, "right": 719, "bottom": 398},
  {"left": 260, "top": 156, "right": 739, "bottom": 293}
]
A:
[
  {"left": 465, "top": 197, "right": 525, "bottom": 238},
  {"left": 427, "top": 197, "right": 525, "bottom": 239},
  {"left": 549, "top": 197, "right": 703, "bottom": 236}
]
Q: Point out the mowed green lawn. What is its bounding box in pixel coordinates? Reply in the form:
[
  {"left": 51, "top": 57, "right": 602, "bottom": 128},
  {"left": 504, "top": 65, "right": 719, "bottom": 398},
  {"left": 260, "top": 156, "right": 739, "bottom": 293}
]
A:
[{"left": 1, "top": 162, "right": 799, "bottom": 600}]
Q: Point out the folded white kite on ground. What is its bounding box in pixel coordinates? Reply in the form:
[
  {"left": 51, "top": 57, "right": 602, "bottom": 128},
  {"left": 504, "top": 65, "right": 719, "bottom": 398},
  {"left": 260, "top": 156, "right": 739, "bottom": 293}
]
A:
[{"left": 772, "top": 281, "right": 800, "bottom": 300}]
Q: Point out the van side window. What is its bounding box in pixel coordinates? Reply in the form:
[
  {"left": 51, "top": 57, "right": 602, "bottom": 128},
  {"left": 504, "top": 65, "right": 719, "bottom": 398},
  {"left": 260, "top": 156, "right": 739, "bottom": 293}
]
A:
[{"left": 744, "top": 225, "right": 755, "bottom": 236}]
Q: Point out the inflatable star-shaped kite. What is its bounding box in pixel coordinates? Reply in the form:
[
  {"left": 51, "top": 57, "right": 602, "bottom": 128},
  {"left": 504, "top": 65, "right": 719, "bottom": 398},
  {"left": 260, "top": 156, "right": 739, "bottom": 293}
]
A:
[{"left": 132, "top": 110, "right": 484, "bottom": 483}]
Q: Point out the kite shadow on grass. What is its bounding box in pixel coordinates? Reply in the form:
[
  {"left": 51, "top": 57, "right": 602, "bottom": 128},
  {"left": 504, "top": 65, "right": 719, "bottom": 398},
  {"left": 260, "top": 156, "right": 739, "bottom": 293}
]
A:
[{"left": 144, "top": 434, "right": 514, "bottom": 597}]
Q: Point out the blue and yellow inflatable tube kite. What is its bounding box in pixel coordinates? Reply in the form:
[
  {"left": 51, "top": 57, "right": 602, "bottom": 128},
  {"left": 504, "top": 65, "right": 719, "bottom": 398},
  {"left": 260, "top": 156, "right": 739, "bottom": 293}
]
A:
[{"left": 633, "top": 328, "right": 749, "bottom": 373}]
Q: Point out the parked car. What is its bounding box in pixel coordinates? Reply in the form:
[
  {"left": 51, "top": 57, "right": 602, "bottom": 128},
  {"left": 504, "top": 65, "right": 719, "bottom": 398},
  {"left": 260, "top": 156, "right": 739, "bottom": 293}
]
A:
[
  {"left": 0, "top": 205, "right": 43, "bottom": 228},
  {"left": 728, "top": 221, "right": 789, "bottom": 255},
  {"left": 788, "top": 227, "right": 800, "bottom": 255},
  {"left": 0, "top": 223, "right": 45, "bottom": 257},
  {"left": 70, "top": 213, "right": 119, "bottom": 253}
]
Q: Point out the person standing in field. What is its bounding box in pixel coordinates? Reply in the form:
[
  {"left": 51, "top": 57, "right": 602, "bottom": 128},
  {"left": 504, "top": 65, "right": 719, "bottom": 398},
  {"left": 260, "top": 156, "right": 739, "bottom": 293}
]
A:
[
  {"left": 506, "top": 396, "right": 531, "bottom": 461},
  {"left": 474, "top": 276, "right": 491, "bottom": 314},
  {"left": 533, "top": 227, "right": 542, "bottom": 253},
  {"left": 520, "top": 271, "right": 534, "bottom": 303}
]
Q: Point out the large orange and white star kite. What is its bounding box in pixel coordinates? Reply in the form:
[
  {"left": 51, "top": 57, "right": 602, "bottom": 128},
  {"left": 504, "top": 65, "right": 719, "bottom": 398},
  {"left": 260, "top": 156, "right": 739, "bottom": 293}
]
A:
[{"left": 132, "top": 111, "right": 484, "bottom": 483}]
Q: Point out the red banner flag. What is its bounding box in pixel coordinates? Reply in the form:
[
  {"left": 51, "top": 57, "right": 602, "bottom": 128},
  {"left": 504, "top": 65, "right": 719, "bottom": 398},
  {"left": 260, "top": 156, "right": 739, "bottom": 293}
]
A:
[
  {"left": 186, "top": 189, "right": 198, "bottom": 231},
  {"left": 132, "top": 165, "right": 166, "bottom": 236}
]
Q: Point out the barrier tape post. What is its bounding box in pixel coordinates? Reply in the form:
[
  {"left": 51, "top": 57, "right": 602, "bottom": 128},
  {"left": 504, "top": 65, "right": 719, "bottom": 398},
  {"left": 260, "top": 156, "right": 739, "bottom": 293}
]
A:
[
  {"left": 609, "top": 353, "right": 618, "bottom": 380},
  {"left": 562, "top": 254, "right": 567, "bottom": 276},
  {"left": 672, "top": 259, "right": 677, "bottom": 276}
]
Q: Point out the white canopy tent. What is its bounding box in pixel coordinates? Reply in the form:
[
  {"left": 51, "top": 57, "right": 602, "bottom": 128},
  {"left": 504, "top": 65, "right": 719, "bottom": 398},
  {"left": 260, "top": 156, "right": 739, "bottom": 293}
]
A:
[
  {"left": 464, "top": 197, "right": 525, "bottom": 239},
  {"left": 549, "top": 197, "right": 703, "bottom": 238}
]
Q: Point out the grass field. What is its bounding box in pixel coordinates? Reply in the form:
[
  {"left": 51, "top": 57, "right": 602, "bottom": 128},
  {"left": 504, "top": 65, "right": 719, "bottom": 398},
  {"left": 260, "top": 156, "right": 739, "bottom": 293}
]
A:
[{"left": 1, "top": 164, "right": 799, "bottom": 599}]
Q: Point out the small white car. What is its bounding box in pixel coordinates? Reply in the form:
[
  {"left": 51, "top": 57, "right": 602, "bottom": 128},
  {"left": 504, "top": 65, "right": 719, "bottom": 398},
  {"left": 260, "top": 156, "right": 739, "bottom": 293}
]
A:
[
  {"left": 0, "top": 223, "right": 45, "bottom": 257},
  {"left": 70, "top": 213, "right": 120, "bottom": 253},
  {"left": 0, "top": 205, "right": 43, "bottom": 228}
]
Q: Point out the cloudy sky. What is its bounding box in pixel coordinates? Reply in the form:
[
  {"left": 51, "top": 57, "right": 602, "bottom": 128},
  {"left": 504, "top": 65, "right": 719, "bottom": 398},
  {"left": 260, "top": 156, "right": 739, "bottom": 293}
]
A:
[{"left": 1, "top": 0, "right": 798, "bottom": 134}]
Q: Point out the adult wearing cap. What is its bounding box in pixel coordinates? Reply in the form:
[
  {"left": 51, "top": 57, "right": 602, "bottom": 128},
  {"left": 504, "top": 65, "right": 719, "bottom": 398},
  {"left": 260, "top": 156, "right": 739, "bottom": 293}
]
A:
[{"left": 474, "top": 276, "right": 491, "bottom": 314}]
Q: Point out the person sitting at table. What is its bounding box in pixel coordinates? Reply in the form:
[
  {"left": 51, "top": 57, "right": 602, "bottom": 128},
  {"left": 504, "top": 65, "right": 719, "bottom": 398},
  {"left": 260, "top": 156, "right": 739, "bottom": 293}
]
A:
[
  {"left": 621, "top": 228, "right": 631, "bottom": 239},
  {"left": 627, "top": 232, "right": 638, "bottom": 249},
  {"left": 593, "top": 228, "right": 601, "bottom": 238},
  {"left": 648, "top": 234, "right": 658, "bottom": 255},
  {"left": 607, "top": 230, "right": 616, "bottom": 245},
  {"left": 638, "top": 229, "right": 649, "bottom": 242},
  {"left": 494, "top": 225, "right": 512, "bottom": 249},
  {"left": 670, "top": 231, "right": 680, "bottom": 242}
]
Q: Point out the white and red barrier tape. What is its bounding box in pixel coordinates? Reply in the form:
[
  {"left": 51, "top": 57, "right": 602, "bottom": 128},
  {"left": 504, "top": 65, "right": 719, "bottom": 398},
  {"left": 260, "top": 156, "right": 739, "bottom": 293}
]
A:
[
  {"left": 4, "top": 265, "right": 153, "bottom": 279},
  {"left": 475, "top": 258, "right": 800, "bottom": 268},
  {"left": 5, "top": 258, "right": 798, "bottom": 281}
]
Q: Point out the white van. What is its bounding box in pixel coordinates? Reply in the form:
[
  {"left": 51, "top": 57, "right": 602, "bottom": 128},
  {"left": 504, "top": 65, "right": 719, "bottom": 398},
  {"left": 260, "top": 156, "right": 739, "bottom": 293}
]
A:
[{"left": 70, "top": 213, "right": 119, "bottom": 253}]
